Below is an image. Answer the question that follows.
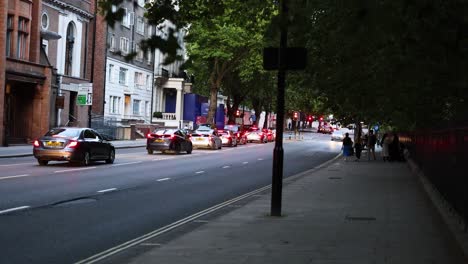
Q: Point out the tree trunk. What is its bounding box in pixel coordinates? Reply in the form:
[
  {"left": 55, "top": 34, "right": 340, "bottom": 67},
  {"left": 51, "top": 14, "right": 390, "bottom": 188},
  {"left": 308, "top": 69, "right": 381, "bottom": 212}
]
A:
[{"left": 207, "top": 83, "right": 219, "bottom": 126}]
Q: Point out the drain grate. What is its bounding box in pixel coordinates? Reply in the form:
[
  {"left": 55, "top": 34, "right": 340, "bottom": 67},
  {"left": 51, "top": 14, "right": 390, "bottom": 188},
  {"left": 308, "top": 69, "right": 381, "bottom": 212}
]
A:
[{"left": 346, "top": 215, "right": 376, "bottom": 221}]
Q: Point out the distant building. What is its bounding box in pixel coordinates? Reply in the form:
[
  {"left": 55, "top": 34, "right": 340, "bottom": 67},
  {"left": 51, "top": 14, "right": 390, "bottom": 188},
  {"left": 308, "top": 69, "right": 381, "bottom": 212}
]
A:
[{"left": 102, "top": 0, "right": 154, "bottom": 125}]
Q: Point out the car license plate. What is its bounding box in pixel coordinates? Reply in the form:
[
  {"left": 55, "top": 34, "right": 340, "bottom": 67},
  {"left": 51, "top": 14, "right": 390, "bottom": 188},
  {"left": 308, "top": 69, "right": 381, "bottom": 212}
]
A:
[
  {"left": 46, "top": 141, "right": 62, "bottom": 147},
  {"left": 196, "top": 138, "right": 204, "bottom": 141},
  {"left": 154, "top": 139, "right": 164, "bottom": 143}
]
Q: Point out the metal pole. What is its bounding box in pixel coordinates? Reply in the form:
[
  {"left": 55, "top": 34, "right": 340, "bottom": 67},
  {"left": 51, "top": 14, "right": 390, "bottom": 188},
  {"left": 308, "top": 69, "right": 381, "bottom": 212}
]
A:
[{"left": 271, "top": 0, "right": 288, "bottom": 217}]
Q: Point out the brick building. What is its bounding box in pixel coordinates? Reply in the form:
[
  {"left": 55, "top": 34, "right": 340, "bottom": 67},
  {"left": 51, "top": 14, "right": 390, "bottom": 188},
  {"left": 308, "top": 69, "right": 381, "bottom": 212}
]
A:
[{"left": 1, "top": 0, "right": 54, "bottom": 145}]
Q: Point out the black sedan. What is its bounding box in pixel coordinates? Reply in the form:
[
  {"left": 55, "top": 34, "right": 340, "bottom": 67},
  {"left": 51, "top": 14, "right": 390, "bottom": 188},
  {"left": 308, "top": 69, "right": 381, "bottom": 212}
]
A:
[
  {"left": 33, "top": 127, "right": 115, "bottom": 166},
  {"left": 146, "top": 129, "right": 193, "bottom": 154}
]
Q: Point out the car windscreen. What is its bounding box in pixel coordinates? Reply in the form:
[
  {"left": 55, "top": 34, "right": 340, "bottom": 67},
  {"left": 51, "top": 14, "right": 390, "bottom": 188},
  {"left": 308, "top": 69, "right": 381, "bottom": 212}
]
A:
[
  {"left": 154, "top": 129, "right": 176, "bottom": 135},
  {"left": 224, "top": 126, "right": 239, "bottom": 132},
  {"left": 45, "top": 128, "right": 81, "bottom": 138}
]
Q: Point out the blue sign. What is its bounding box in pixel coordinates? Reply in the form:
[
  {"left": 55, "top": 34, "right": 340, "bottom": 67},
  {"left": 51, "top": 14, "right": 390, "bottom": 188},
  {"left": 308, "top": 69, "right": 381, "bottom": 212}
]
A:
[{"left": 201, "top": 103, "right": 209, "bottom": 116}]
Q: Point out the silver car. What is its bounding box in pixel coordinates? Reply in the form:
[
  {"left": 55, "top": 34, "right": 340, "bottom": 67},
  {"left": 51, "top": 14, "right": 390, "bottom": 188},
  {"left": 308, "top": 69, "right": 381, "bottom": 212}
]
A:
[{"left": 190, "top": 129, "right": 222, "bottom": 150}]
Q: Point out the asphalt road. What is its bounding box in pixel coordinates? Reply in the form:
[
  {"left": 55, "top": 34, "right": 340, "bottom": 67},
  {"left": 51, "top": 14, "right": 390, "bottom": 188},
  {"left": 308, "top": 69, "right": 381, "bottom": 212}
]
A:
[{"left": 0, "top": 134, "right": 341, "bottom": 264}]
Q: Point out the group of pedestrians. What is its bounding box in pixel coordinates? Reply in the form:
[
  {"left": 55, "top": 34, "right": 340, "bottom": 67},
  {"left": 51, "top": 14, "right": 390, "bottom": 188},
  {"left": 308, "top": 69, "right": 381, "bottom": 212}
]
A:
[{"left": 341, "top": 129, "right": 403, "bottom": 162}]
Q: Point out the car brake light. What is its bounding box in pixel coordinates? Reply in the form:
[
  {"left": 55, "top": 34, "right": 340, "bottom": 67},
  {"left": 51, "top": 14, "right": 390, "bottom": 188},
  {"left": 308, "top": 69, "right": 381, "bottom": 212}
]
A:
[
  {"left": 170, "top": 134, "right": 175, "bottom": 139},
  {"left": 33, "top": 140, "right": 40, "bottom": 147},
  {"left": 67, "top": 141, "right": 78, "bottom": 148}
]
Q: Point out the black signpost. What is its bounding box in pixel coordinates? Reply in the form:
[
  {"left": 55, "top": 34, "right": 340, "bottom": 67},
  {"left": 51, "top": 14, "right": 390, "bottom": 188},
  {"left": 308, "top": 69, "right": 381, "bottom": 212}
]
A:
[{"left": 263, "top": 0, "right": 306, "bottom": 216}]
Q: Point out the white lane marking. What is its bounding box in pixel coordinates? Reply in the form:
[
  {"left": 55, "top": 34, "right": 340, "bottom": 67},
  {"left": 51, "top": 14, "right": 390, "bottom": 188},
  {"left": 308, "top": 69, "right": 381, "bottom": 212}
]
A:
[
  {"left": 54, "top": 167, "right": 97, "bottom": 173},
  {"left": 153, "top": 157, "right": 172, "bottom": 161},
  {"left": 257, "top": 158, "right": 264, "bottom": 161},
  {"left": 195, "top": 171, "right": 205, "bottom": 174},
  {"left": 75, "top": 185, "right": 271, "bottom": 264},
  {"left": 0, "top": 162, "right": 35, "bottom": 167},
  {"left": 97, "top": 188, "right": 117, "bottom": 193},
  {"left": 0, "top": 206, "right": 30, "bottom": 215},
  {"left": 111, "top": 161, "right": 142, "bottom": 167},
  {"left": 222, "top": 165, "right": 231, "bottom": 169},
  {"left": 0, "top": 174, "right": 30, "bottom": 181},
  {"left": 157, "top": 178, "right": 170, "bottom": 182},
  {"left": 140, "top": 243, "right": 162, "bottom": 247},
  {"left": 242, "top": 161, "right": 249, "bottom": 164}
]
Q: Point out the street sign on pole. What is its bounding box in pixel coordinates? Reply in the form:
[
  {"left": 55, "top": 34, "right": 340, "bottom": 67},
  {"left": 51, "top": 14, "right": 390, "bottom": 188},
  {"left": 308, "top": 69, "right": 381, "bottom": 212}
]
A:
[{"left": 77, "top": 83, "right": 93, "bottom": 106}]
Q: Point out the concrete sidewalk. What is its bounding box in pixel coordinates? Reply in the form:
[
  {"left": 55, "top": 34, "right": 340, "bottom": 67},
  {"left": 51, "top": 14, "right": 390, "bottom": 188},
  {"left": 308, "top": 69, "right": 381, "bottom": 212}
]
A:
[
  {"left": 120, "top": 157, "right": 467, "bottom": 264},
  {"left": 0, "top": 139, "right": 147, "bottom": 158}
]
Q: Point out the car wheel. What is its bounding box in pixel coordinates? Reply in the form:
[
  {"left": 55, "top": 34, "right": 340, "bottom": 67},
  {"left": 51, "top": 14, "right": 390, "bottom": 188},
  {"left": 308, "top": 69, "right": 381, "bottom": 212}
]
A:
[
  {"left": 82, "top": 152, "right": 90, "bottom": 166},
  {"left": 37, "top": 159, "right": 48, "bottom": 166},
  {"left": 106, "top": 149, "right": 115, "bottom": 164},
  {"left": 147, "top": 149, "right": 154, "bottom": 155},
  {"left": 187, "top": 144, "right": 193, "bottom": 154},
  {"left": 173, "top": 143, "right": 181, "bottom": 154}
]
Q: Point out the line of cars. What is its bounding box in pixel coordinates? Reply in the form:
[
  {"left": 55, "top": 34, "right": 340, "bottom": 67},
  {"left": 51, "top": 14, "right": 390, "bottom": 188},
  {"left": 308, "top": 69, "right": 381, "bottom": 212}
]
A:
[
  {"left": 146, "top": 124, "right": 276, "bottom": 155},
  {"left": 31, "top": 125, "right": 277, "bottom": 166}
]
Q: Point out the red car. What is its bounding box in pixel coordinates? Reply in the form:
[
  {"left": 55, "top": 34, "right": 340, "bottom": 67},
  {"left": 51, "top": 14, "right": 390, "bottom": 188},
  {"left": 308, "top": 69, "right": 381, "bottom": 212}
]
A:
[
  {"left": 262, "top": 129, "right": 274, "bottom": 142},
  {"left": 224, "top": 124, "right": 247, "bottom": 145}
]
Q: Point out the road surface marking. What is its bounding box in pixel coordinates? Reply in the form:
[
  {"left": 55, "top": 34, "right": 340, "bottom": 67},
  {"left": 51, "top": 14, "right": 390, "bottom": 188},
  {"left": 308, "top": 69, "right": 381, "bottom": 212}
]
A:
[
  {"left": 0, "top": 162, "right": 35, "bottom": 167},
  {"left": 111, "top": 161, "right": 142, "bottom": 167},
  {"left": 257, "top": 158, "right": 264, "bottom": 161},
  {"left": 75, "top": 185, "right": 272, "bottom": 264},
  {"left": 140, "top": 243, "right": 162, "bottom": 247},
  {"left": 195, "top": 171, "right": 205, "bottom": 174},
  {"left": 222, "top": 165, "right": 231, "bottom": 169},
  {"left": 54, "top": 167, "right": 97, "bottom": 173},
  {"left": 0, "top": 206, "right": 30, "bottom": 215},
  {"left": 242, "top": 161, "right": 249, "bottom": 164},
  {"left": 157, "top": 178, "right": 170, "bottom": 182},
  {"left": 97, "top": 188, "right": 117, "bottom": 193},
  {"left": 0, "top": 174, "right": 30, "bottom": 180},
  {"left": 193, "top": 220, "right": 210, "bottom": 223}
]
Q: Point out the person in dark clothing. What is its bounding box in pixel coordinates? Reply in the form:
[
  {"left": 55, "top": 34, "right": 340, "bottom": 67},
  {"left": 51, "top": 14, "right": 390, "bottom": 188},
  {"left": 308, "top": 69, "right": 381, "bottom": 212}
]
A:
[
  {"left": 354, "top": 137, "right": 363, "bottom": 161},
  {"left": 342, "top": 133, "right": 353, "bottom": 161},
  {"left": 367, "top": 130, "right": 377, "bottom": 160},
  {"left": 389, "top": 133, "right": 401, "bottom": 161}
]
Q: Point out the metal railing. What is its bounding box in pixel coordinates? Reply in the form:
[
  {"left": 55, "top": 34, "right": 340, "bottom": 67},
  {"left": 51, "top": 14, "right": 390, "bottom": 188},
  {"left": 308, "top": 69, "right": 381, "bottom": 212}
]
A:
[{"left": 401, "top": 127, "right": 468, "bottom": 227}]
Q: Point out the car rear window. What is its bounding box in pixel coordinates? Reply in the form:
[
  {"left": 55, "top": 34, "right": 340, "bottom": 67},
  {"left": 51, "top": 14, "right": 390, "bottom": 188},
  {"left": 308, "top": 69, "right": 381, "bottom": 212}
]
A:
[
  {"left": 45, "top": 128, "right": 81, "bottom": 138},
  {"left": 154, "top": 129, "right": 176, "bottom": 135}
]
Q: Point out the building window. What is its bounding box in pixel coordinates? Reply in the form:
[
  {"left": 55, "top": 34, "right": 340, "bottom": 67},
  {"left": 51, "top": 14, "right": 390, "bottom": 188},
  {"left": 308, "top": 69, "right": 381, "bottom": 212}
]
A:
[
  {"left": 133, "top": 100, "right": 141, "bottom": 115},
  {"left": 41, "top": 13, "right": 49, "bottom": 30},
  {"left": 6, "top": 15, "right": 13, "bottom": 57},
  {"left": 108, "top": 64, "right": 114, "bottom": 83},
  {"left": 146, "top": 75, "right": 151, "bottom": 90},
  {"left": 108, "top": 33, "right": 115, "bottom": 51},
  {"left": 109, "top": 96, "right": 121, "bottom": 114},
  {"left": 135, "top": 72, "right": 144, "bottom": 88},
  {"left": 145, "top": 101, "right": 150, "bottom": 117},
  {"left": 17, "top": 17, "right": 29, "bottom": 60},
  {"left": 136, "top": 17, "right": 145, "bottom": 35},
  {"left": 136, "top": 45, "right": 144, "bottom": 61},
  {"left": 120, "top": 37, "right": 129, "bottom": 54},
  {"left": 146, "top": 50, "right": 152, "bottom": 64},
  {"left": 147, "top": 25, "right": 153, "bottom": 37},
  {"left": 65, "top": 22, "right": 75, "bottom": 76},
  {"left": 121, "top": 8, "right": 134, "bottom": 28},
  {"left": 119, "top": 67, "right": 128, "bottom": 85}
]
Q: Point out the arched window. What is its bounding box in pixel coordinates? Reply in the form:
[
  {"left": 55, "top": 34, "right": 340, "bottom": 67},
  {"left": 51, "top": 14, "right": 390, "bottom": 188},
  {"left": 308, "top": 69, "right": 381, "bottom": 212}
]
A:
[{"left": 64, "top": 22, "right": 75, "bottom": 76}]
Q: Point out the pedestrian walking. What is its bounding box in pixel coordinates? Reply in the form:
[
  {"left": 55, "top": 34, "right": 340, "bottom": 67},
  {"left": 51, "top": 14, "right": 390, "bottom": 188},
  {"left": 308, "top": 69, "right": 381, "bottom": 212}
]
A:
[
  {"left": 342, "top": 133, "right": 353, "bottom": 161},
  {"left": 354, "top": 137, "right": 363, "bottom": 161},
  {"left": 367, "top": 129, "right": 377, "bottom": 160},
  {"left": 381, "top": 133, "right": 391, "bottom": 161}
]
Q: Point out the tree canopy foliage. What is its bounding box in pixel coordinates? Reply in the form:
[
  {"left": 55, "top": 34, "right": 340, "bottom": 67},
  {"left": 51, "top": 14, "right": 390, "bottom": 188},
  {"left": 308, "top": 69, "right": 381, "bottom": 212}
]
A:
[{"left": 99, "top": 0, "right": 468, "bottom": 130}]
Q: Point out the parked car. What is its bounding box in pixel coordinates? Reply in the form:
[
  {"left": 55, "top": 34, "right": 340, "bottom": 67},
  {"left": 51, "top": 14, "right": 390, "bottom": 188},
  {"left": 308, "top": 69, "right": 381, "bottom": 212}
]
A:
[
  {"left": 190, "top": 129, "right": 222, "bottom": 150},
  {"left": 33, "top": 127, "right": 115, "bottom": 166},
  {"left": 218, "top": 130, "right": 238, "bottom": 147},
  {"left": 146, "top": 129, "right": 193, "bottom": 154},
  {"left": 318, "top": 123, "right": 334, "bottom": 134},
  {"left": 246, "top": 130, "right": 267, "bottom": 143},
  {"left": 224, "top": 124, "right": 247, "bottom": 145}
]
